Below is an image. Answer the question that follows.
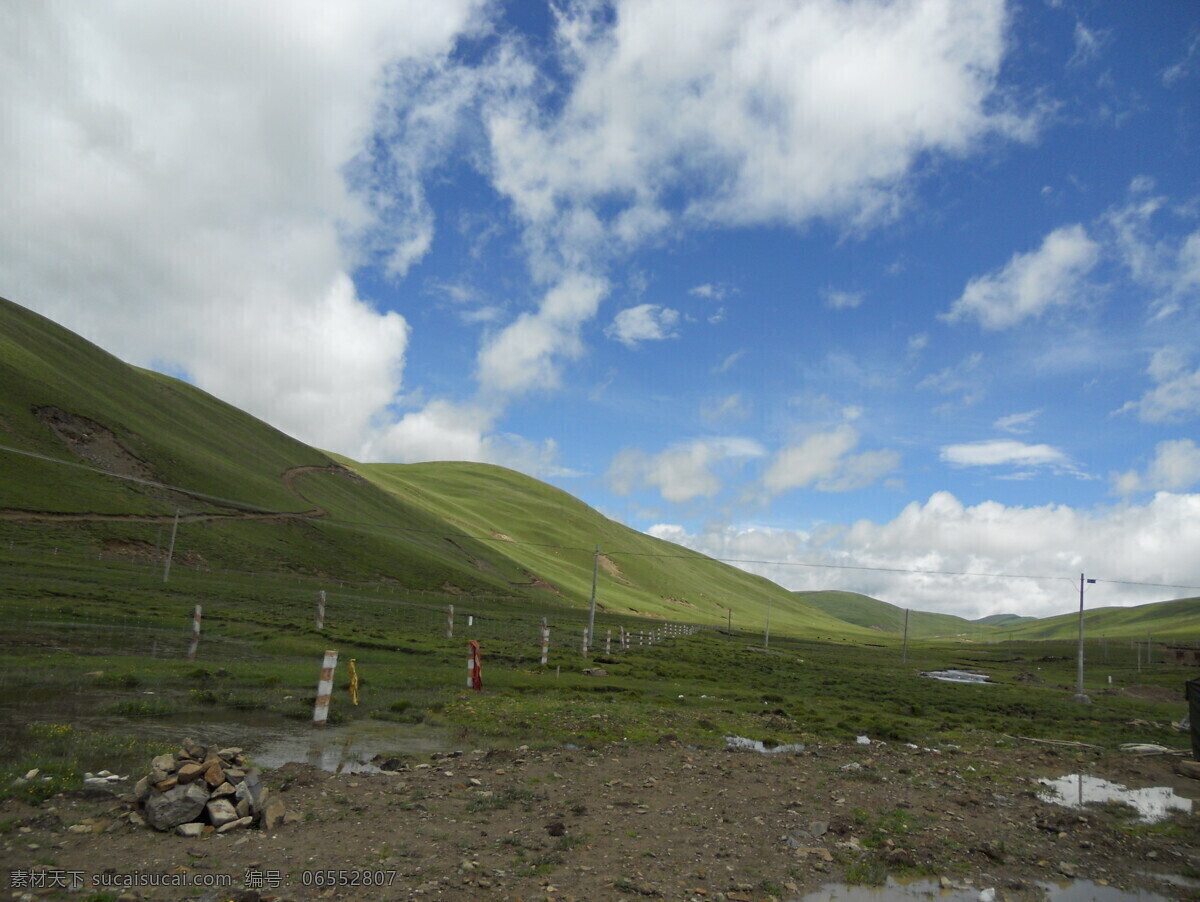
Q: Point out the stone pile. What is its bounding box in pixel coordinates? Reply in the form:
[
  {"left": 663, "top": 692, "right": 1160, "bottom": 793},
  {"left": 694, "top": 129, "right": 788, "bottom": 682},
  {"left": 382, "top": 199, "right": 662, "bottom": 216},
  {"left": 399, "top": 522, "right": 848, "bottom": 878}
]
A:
[{"left": 131, "top": 738, "right": 285, "bottom": 836}]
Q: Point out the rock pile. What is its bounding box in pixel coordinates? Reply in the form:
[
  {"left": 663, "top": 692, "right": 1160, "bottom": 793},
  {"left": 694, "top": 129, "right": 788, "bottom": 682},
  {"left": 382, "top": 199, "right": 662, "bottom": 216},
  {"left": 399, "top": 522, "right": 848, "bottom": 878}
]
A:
[{"left": 131, "top": 738, "right": 286, "bottom": 836}]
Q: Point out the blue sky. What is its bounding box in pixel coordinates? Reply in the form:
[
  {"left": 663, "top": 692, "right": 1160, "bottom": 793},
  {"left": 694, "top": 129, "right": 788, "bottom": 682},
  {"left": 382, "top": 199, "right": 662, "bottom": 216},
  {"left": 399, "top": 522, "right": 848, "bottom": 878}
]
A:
[{"left": 4, "top": 1, "right": 1200, "bottom": 618}]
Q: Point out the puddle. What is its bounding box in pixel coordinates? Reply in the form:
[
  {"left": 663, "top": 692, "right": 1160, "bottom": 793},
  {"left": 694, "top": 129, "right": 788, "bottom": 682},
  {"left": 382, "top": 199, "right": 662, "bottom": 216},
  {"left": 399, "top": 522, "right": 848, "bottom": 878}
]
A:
[
  {"left": 920, "top": 670, "right": 990, "bottom": 684},
  {"left": 1038, "top": 774, "right": 1193, "bottom": 823},
  {"left": 3, "top": 704, "right": 462, "bottom": 774},
  {"left": 725, "top": 735, "right": 806, "bottom": 755},
  {"left": 793, "top": 878, "right": 1173, "bottom": 901}
]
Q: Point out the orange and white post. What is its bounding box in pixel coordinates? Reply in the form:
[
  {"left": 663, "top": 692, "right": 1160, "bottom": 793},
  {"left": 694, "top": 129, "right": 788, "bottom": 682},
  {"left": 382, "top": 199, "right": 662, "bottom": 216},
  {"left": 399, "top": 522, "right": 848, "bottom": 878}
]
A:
[
  {"left": 467, "top": 640, "right": 482, "bottom": 691},
  {"left": 313, "top": 650, "right": 338, "bottom": 726}
]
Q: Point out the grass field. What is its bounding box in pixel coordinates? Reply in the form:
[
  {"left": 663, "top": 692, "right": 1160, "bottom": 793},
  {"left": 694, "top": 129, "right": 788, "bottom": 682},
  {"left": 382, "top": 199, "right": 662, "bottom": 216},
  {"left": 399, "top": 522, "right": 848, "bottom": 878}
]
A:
[{"left": 2, "top": 294, "right": 1197, "bottom": 811}]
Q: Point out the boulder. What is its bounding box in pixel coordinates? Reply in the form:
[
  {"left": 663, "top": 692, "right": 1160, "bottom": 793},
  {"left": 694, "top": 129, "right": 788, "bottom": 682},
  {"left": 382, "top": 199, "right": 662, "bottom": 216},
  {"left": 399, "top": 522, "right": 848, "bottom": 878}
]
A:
[
  {"left": 205, "top": 798, "right": 239, "bottom": 828},
  {"left": 144, "top": 782, "right": 210, "bottom": 831},
  {"left": 263, "top": 797, "right": 286, "bottom": 830}
]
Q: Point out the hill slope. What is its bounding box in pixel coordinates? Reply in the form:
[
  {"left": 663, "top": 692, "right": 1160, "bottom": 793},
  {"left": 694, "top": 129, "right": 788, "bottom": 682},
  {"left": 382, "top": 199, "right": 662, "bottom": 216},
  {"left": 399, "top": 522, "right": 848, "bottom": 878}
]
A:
[
  {"left": 795, "top": 590, "right": 988, "bottom": 638},
  {"left": 992, "top": 595, "right": 1200, "bottom": 642},
  {"left": 0, "top": 296, "right": 868, "bottom": 637}
]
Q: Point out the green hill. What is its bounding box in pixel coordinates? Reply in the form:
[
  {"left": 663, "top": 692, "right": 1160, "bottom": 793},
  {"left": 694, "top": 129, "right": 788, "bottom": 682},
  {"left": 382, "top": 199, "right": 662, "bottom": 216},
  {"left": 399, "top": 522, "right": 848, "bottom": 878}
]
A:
[
  {"left": 974, "top": 613, "right": 1037, "bottom": 627},
  {"left": 0, "top": 295, "right": 868, "bottom": 639},
  {"left": 992, "top": 595, "right": 1200, "bottom": 642},
  {"left": 795, "top": 590, "right": 987, "bottom": 638}
]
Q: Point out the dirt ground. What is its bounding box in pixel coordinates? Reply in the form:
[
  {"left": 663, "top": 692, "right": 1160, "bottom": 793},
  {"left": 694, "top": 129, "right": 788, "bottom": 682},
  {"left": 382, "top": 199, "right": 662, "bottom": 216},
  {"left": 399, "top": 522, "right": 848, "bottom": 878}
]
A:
[{"left": 2, "top": 739, "right": 1198, "bottom": 902}]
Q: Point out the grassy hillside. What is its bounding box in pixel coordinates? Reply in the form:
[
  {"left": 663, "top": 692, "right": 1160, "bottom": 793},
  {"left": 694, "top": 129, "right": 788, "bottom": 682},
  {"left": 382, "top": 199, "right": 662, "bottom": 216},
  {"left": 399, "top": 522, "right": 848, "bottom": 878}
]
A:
[
  {"left": 0, "top": 296, "right": 867, "bottom": 638},
  {"left": 993, "top": 595, "right": 1200, "bottom": 642},
  {"left": 795, "top": 590, "right": 989, "bottom": 639}
]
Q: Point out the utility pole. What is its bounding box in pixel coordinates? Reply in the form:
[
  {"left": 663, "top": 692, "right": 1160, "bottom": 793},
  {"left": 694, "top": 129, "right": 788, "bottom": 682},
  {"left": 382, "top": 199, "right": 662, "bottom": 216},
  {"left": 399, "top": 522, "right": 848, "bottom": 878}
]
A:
[
  {"left": 586, "top": 545, "right": 599, "bottom": 654},
  {"left": 162, "top": 509, "right": 180, "bottom": 584},
  {"left": 1074, "top": 573, "right": 1095, "bottom": 704}
]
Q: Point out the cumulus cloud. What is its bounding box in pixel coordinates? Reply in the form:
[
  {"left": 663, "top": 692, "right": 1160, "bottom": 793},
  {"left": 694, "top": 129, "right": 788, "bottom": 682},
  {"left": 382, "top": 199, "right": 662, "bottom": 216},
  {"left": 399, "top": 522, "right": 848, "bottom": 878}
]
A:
[
  {"left": 648, "top": 491, "right": 1200, "bottom": 618},
  {"left": 1112, "top": 439, "right": 1200, "bottom": 495},
  {"left": 1116, "top": 347, "right": 1200, "bottom": 423},
  {"left": 606, "top": 303, "right": 682, "bottom": 348},
  {"left": 762, "top": 425, "right": 900, "bottom": 495},
  {"left": 608, "top": 437, "right": 766, "bottom": 503},
  {"left": 488, "top": 0, "right": 1025, "bottom": 235},
  {"left": 476, "top": 273, "right": 609, "bottom": 395},
  {"left": 364, "top": 398, "right": 575, "bottom": 477},
  {"left": 0, "top": 1, "right": 484, "bottom": 457},
  {"left": 943, "top": 224, "right": 1100, "bottom": 329}
]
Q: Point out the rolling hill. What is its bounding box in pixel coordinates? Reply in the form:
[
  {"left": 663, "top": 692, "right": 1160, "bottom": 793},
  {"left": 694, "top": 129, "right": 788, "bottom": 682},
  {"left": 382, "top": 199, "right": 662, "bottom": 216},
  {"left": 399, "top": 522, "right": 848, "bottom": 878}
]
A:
[
  {"left": 0, "top": 295, "right": 870, "bottom": 638},
  {"left": 794, "top": 590, "right": 990, "bottom": 638}
]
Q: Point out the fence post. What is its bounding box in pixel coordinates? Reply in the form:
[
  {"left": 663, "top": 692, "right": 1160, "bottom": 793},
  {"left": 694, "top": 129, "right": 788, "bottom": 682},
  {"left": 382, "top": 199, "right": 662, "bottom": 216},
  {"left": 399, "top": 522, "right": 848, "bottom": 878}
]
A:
[
  {"left": 186, "top": 605, "right": 201, "bottom": 660},
  {"left": 446, "top": 604, "right": 454, "bottom": 639},
  {"left": 582, "top": 627, "right": 590, "bottom": 658},
  {"left": 540, "top": 619, "right": 549, "bottom": 666},
  {"left": 468, "top": 640, "right": 482, "bottom": 691},
  {"left": 313, "top": 650, "right": 338, "bottom": 726},
  {"left": 606, "top": 629, "right": 612, "bottom": 655},
  {"left": 316, "top": 590, "right": 326, "bottom": 630}
]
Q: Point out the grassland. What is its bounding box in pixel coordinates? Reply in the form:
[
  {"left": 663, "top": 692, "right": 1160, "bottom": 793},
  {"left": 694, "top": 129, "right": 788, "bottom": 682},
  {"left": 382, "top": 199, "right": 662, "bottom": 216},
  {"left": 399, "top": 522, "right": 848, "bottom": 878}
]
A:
[{"left": 1, "top": 294, "right": 1197, "bottom": 811}]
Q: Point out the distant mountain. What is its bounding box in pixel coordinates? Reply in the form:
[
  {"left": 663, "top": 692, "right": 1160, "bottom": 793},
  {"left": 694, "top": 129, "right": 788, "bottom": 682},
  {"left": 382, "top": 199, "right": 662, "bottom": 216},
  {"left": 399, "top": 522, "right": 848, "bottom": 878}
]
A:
[
  {"left": 794, "top": 590, "right": 987, "bottom": 638},
  {"left": 974, "top": 614, "right": 1037, "bottom": 627}
]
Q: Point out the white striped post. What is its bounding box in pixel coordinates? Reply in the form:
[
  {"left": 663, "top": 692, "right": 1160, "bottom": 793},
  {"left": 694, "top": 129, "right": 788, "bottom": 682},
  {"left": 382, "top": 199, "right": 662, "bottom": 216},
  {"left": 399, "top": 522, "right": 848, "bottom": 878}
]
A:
[
  {"left": 446, "top": 604, "right": 454, "bottom": 639},
  {"left": 620, "top": 626, "right": 626, "bottom": 651},
  {"left": 313, "top": 650, "right": 338, "bottom": 726},
  {"left": 316, "top": 590, "right": 326, "bottom": 630},
  {"left": 605, "top": 628, "right": 612, "bottom": 655},
  {"left": 540, "top": 619, "right": 549, "bottom": 666},
  {"left": 186, "top": 605, "right": 201, "bottom": 660},
  {"left": 582, "top": 627, "right": 590, "bottom": 657},
  {"left": 467, "top": 646, "right": 474, "bottom": 688}
]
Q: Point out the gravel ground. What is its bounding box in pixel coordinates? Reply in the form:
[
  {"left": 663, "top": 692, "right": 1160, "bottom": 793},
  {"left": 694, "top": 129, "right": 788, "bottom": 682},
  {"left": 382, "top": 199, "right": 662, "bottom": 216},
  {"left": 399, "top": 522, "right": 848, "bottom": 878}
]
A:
[{"left": 2, "top": 739, "right": 1198, "bottom": 902}]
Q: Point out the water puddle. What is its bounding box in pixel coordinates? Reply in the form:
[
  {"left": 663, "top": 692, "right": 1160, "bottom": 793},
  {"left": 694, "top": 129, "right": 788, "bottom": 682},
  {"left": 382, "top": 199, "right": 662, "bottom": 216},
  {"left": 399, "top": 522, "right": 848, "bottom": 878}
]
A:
[
  {"left": 725, "top": 735, "right": 806, "bottom": 755},
  {"left": 920, "top": 670, "right": 990, "bottom": 684},
  {"left": 4, "top": 704, "right": 462, "bottom": 774},
  {"left": 793, "top": 878, "right": 1173, "bottom": 901},
  {"left": 1038, "top": 774, "right": 1193, "bottom": 823}
]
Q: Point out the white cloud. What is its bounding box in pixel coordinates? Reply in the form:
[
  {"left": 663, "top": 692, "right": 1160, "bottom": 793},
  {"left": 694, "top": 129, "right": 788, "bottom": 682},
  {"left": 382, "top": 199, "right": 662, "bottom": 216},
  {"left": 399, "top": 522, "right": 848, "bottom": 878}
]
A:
[
  {"left": 713, "top": 350, "right": 745, "bottom": 374},
  {"left": 762, "top": 425, "right": 900, "bottom": 495},
  {"left": 364, "top": 398, "right": 574, "bottom": 477},
  {"left": 943, "top": 224, "right": 1100, "bottom": 329},
  {"left": 940, "top": 439, "right": 1070, "bottom": 469},
  {"left": 487, "top": 0, "right": 1027, "bottom": 237},
  {"left": 1068, "top": 21, "right": 1110, "bottom": 68},
  {"left": 690, "top": 283, "right": 736, "bottom": 300},
  {"left": 701, "top": 394, "right": 749, "bottom": 423},
  {"left": 1113, "top": 439, "right": 1200, "bottom": 496},
  {"left": 476, "top": 273, "right": 609, "bottom": 395},
  {"left": 608, "top": 437, "right": 766, "bottom": 503},
  {"left": 823, "top": 289, "right": 865, "bottom": 310},
  {"left": 1116, "top": 347, "right": 1200, "bottom": 423},
  {"left": 606, "top": 303, "right": 682, "bottom": 348},
  {"left": 0, "top": 1, "right": 484, "bottom": 457},
  {"left": 649, "top": 491, "right": 1200, "bottom": 618},
  {"left": 994, "top": 409, "right": 1042, "bottom": 434}
]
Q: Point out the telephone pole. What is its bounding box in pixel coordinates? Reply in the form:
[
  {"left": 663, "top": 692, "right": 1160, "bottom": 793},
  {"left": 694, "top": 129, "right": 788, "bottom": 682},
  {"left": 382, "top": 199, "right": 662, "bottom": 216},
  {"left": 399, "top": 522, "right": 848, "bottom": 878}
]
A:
[{"left": 1074, "top": 573, "right": 1095, "bottom": 704}]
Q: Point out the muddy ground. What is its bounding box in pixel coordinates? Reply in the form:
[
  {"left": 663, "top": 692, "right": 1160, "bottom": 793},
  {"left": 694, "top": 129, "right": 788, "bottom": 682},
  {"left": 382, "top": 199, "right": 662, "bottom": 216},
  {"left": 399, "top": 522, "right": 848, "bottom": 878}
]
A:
[{"left": 2, "top": 739, "right": 1198, "bottom": 902}]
